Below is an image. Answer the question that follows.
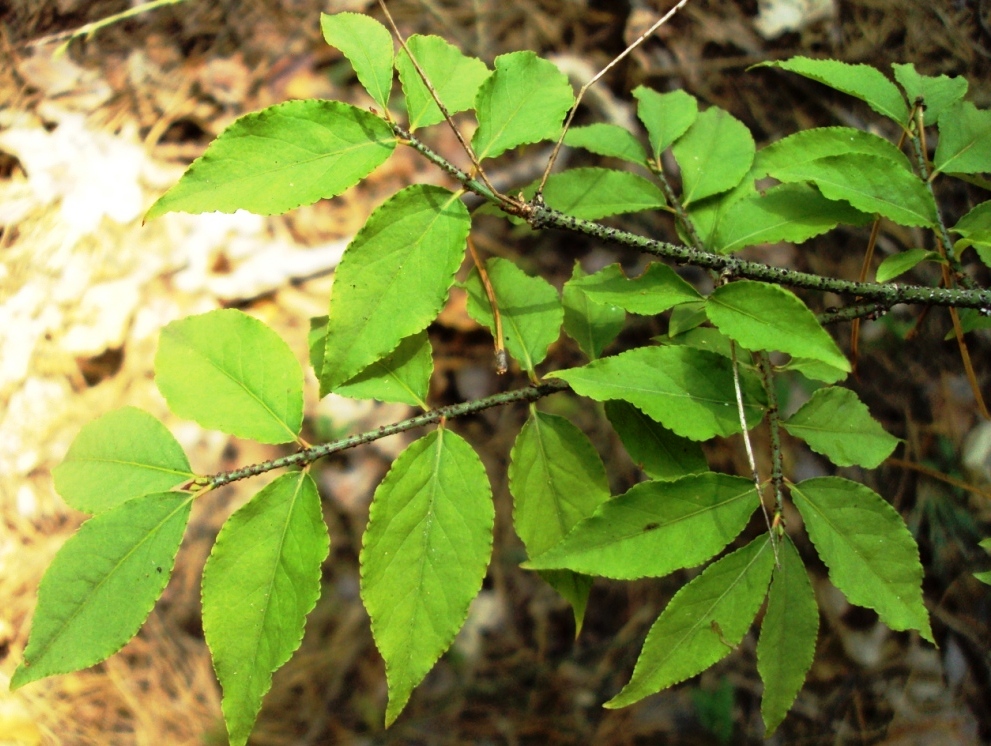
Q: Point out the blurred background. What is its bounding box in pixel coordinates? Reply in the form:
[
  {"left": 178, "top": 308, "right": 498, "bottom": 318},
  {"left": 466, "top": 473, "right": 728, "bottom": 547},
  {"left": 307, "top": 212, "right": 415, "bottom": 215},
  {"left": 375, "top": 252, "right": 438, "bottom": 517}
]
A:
[{"left": 1, "top": 0, "right": 990, "bottom": 743}]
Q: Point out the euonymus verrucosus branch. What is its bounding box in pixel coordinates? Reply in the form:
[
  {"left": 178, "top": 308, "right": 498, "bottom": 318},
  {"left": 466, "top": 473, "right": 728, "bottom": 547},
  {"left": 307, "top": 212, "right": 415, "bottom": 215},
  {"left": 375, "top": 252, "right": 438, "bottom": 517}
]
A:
[{"left": 12, "top": 9, "right": 991, "bottom": 744}]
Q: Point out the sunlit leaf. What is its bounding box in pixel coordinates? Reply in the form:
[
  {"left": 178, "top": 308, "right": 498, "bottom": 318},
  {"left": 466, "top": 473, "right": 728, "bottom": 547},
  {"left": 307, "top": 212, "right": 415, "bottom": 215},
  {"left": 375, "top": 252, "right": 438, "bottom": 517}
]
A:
[
  {"left": 633, "top": 87, "right": 698, "bottom": 158},
  {"left": 542, "top": 168, "right": 665, "bottom": 219},
  {"left": 320, "top": 12, "right": 394, "bottom": 109},
  {"left": 891, "top": 63, "right": 967, "bottom": 126},
  {"left": 11, "top": 493, "right": 192, "bottom": 689},
  {"left": 934, "top": 101, "right": 991, "bottom": 175},
  {"left": 396, "top": 34, "right": 490, "bottom": 130},
  {"left": 564, "top": 123, "right": 647, "bottom": 164},
  {"left": 570, "top": 262, "right": 701, "bottom": 315},
  {"left": 156, "top": 309, "right": 304, "bottom": 444},
  {"left": 146, "top": 101, "right": 395, "bottom": 219},
  {"left": 320, "top": 185, "right": 469, "bottom": 393},
  {"left": 673, "top": 107, "right": 755, "bottom": 205},
  {"left": 472, "top": 51, "right": 574, "bottom": 160},
  {"left": 53, "top": 407, "right": 193, "bottom": 514},
  {"left": 203, "top": 473, "right": 329, "bottom": 746},
  {"left": 604, "top": 401, "right": 708, "bottom": 481},
  {"left": 464, "top": 257, "right": 562, "bottom": 373},
  {"left": 361, "top": 429, "right": 493, "bottom": 725},
  {"left": 875, "top": 249, "right": 943, "bottom": 283}
]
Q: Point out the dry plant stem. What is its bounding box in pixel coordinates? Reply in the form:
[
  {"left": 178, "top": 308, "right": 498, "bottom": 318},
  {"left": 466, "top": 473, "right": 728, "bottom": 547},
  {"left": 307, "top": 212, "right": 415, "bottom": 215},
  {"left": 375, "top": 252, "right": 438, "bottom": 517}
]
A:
[
  {"left": 887, "top": 457, "right": 991, "bottom": 501},
  {"left": 24, "top": 0, "right": 187, "bottom": 50},
  {"left": 467, "top": 236, "right": 508, "bottom": 374},
  {"left": 377, "top": 0, "right": 498, "bottom": 195},
  {"left": 849, "top": 218, "right": 883, "bottom": 372},
  {"left": 536, "top": 0, "right": 693, "bottom": 195},
  {"left": 206, "top": 380, "right": 569, "bottom": 488},
  {"left": 398, "top": 129, "right": 991, "bottom": 310}
]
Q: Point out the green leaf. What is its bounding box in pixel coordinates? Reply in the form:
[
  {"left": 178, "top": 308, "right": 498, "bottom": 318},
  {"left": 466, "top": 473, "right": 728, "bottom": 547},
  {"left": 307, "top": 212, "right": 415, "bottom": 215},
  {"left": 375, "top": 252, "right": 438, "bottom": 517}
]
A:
[
  {"left": 604, "top": 401, "right": 708, "bottom": 481},
  {"left": 605, "top": 535, "right": 775, "bottom": 708},
  {"left": 524, "top": 473, "right": 758, "bottom": 580},
  {"left": 146, "top": 101, "right": 396, "bottom": 219},
  {"left": 320, "top": 185, "right": 469, "bottom": 394},
  {"left": 946, "top": 308, "right": 991, "bottom": 338},
  {"left": 202, "top": 472, "right": 329, "bottom": 746},
  {"left": 976, "top": 539, "right": 991, "bottom": 585},
  {"left": 361, "top": 429, "right": 493, "bottom": 725},
  {"left": 562, "top": 263, "right": 625, "bottom": 360},
  {"left": 791, "top": 477, "right": 933, "bottom": 642},
  {"left": 752, "top": 127, "right": 913, "bottom": 179},
  {"left": 706, "top": 281, "right": 850, "bottom": 371},
  {"left": 712, "top": 182, "right": 871, "bottom": 254},
  {"left": 11, "top": 493, "right": 192, "bottom": 689},
  {"left": 53, "top": 407, "right": 193, "bottom": 514},
  {"left": 472, "top": 51, "right": 574, "bottom": 161},
  {"left": 781, "top": 387, "right": 899, "bottom": 468},
  {"left": 769, "top": 153, "right": 937, "bottom": 228},
  {"left": 668, "top": 301, "right": 708, "bottom": 336},
  {"left": 664, "top": 326, "right": 735, "bottom": 360},
  {"left": 934, "top": 101, "right": 991, "bottom": 175},
  {"left": 320, "top": 12, "right": 394, "bottom": 110},
  {"left": 541, "top": 168, "right": 665, "bottom": 220},
  {"left": 563, "top": 123, "right": 647, "bottom": 164},
  {"left": 757, "top": 535, "right": 818, "bottom": 736},
  {"left": 549, "top": 346, "right": 767, "bottom": 441},
  {"left": 156, "top": 309, "right": 304, "bottom": 444},
  {"left": 891, "top": 63, "right": 967, "bottom": 126},
  {"left": 755, "top": 57, "right": 908, "bottom": 124},
  {"left": 396, "top": 34, "right": 490, "bottom": 130},
  {"left": 463, "top": 257, "right": 563, "bottom": 373},
  {"left": 633, "top": 87, "right": 698, "bottom": 158},
  {"left": 509, "top": 411, "right": 610, "bottom": 630},
  {"left": 570, "top": 262, "right": 701, "bottom": 315},
  {"left": 673, "top": 107, "right": 755, "bottom": 205},
  {"left": 779, "top": 358, "right": 848, "bottom": 384},
  {"left": 951, "top": 201, "right": 991, "bottom": 268},
  {"left": 685, "top": 179, "right": 760, "bottom": 247},
  {"left": 875, "top": 249, "right": 943, "bottom": 283},
  {"left": 328, "top": 327, "right": 432, "bottom": 408}
]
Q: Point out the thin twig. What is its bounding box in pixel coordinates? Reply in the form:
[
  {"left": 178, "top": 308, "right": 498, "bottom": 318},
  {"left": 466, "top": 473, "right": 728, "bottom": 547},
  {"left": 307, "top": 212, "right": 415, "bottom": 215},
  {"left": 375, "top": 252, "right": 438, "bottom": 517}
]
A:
[
  {"left": 536, "top": 0, "right": 692, "bottom": 195},
  {"left": 377, "top": 0, "right": 499, "bottom": 195},
  {"left": 467, "top": 236, "right": 507, "bottom": 374},
  {"left": 887, "top": 457, "right": 991, "bottom": 501},
  {"left": 23, "top": 0, "right": 187, "bottom": 54},
  {"left": 756, "top": 353, "right": 785, "bottom": 519},
  {"left": 207, "top": 380, "right": 569, "bottom": 488}
]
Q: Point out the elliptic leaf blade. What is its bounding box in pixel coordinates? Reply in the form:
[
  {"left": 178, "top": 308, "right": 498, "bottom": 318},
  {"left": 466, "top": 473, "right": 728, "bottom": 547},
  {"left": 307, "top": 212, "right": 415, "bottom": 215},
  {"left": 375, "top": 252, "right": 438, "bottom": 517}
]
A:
[
  {"left": 604, "top": 400, "right": 708, "bottom": 481},
  {"left": 360, "top": 430, "right": 493, "bottom": 725},
  {"left": 523, "top": 473, "right": 758, "bottom": 579},
  {"left": 755, "top": 57, "right": 908, "bottom": 124},
  {"left": 542, "top": 167, "right": 665, "bottom": 220},
  {"left": 752, "top": 127, "right": 913, "bottom": 179},
  {"left": 333, "top": 331, "right": 432, "bottom": 408},
  {"left": 509, "top": 410, "right": 610, "bottom": 629},
  {"left": 633, "top": 87, "right": 698, "bottom": 157},
  {"left": 934, "top": 101, "right": 991, "bottom": 175},
  {"left": 757, "top": 535, "right": 818, "bottom": 736},
  {"left": 202, "top": 472, "right": 329, "bottom": 746},
  {"left": 605, "top": 535, "right": 775, "bottom": 708},
  {"left": 564, "top": 123, "right": 647, "bottom": 164},
  {"left": 146, "top": 101, "right": 396, "bottom": 219},
  {"left": 875, "top": 249, "right": 942, "bottom": 283},
  {"left": 705, "top": 280, "right": 851, "bottom": 371},
  {"left": 549, "top": 346, "right": 767, "bottom": 441},
  {"left": 472, "top": 51, "right": 574, "bottom": 161},
  {"left": 11, "top": 493, "right": 192, "bottom": 689},
  {"left": 769, "top": 153, "right": 937, "bottom": 227},
  {"left": 562, "top": 263, "right": 625, "bottom": 360},
  {"left": 673, "top": 107, "right": 755, "bottom": 205},
  {"left": 320, "top": 185, "right": 469, "bottom": 393},
  {"left": 156, "top": 309, "right": 304, "bottom": 444},
  {"left": 791, "top": 477, "right": 933, "bottom": 641},
  {"left": 53, "top": 407, "right": 193, "bottom": 513},
  {"left": 320, "top": 12, "right": 394, "bottom": 110},
  {"left": 397, "top": 34, "right": 490, "bottom": 130},
  {"left": 463, "top": 257, "right": 563, "bottom": 373},
  {"left": 781, "top": 386, "right": 900, "bottom": 468},
  {"left": 571, "top": 262, "right": 701, "bottom": 315},
  {"left": 712, "top": 182, "right": 871, "bottom": 254},
  {"left": 891, "top": 63, "right": 967, "bottom": 126}
]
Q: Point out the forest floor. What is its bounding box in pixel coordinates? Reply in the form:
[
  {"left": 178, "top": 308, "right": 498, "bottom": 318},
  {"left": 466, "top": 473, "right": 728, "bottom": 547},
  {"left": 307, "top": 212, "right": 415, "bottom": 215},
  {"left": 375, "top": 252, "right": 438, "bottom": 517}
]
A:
[{"left": 1, "top": 0, "right": 990, "bottom": 743}]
